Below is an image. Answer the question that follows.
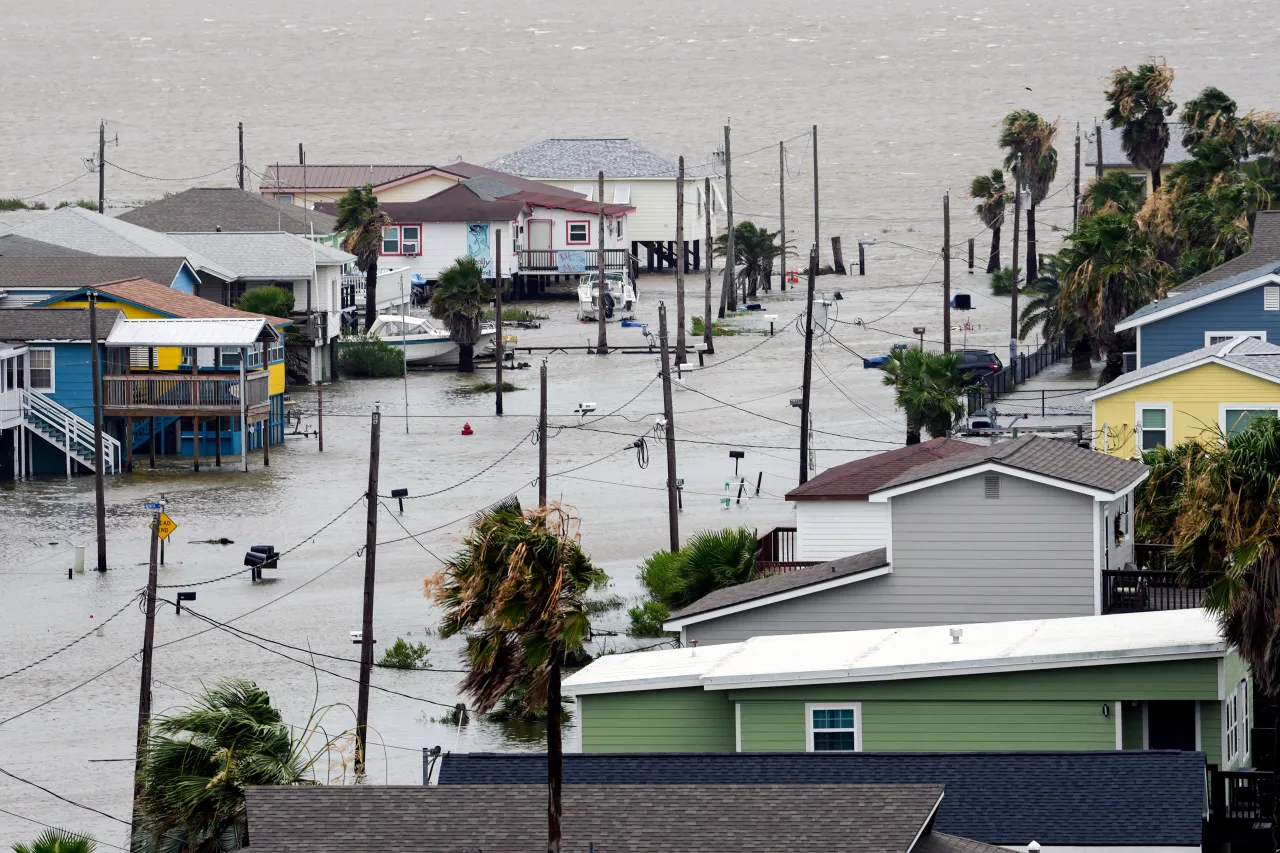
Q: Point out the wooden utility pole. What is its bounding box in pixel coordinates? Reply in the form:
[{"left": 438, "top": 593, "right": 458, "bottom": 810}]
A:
[
  {"left": 674, "top": 157, "right": 687, "bottom": 366},
  {"left": 98, "top": 120, "right": 106, "bottom": 214},
  {"left": 799, "top": 245, "right": 816, "bottom": 486},
  {"left": 238, "top": 122, "right": 245, "bottom": 190},
  {"left": 354, "top": 409, "right": 380, "bottom": 779},
  {"left": 596, "top": 171, "right": 608, "bottom": 355},
  {"left": 703, "top": 177, "right": 714, "bottom": 354},
  {"left": 317, "top": 384, "right": 324, "bottom": 452},
  {"left": 812, "top": 125, "right": 819, "bottom": 275},
  {"left": 538, "top": 362, "right": 548, "bottom": 506},
  {"left": 1095, "top": 124, "right": 1104, "bottom": 180},
  {"left": 657, "top": 302, "right": 680, "bottom": 552},
  {"left": 495, "top": 229, "right": 504, "bottom": 417},
  {"left": 943, "top": 191, "right": 952, "bottom": 354},
  {"left": 1010, "top": 155, "right": 1024, "bottom": 366},
  {"left": 779, "top": 141, "right": 787, "bottom": 291},
  {"left": 88, "top": 293, "right": 107, "bottom": 572},
  {"left": 1073, "top": 121, "right": 1081, "bottom": 230},
  {"left": 719, "top": 123, "right": 734, "bottom": 317},
  {"left": 129, "top": 509, "right": 161, "bottom": 844}
]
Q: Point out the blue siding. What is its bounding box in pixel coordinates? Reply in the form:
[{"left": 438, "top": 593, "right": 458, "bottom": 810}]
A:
[
  {"left": 43, "top": 342, "right": 98, "bottom": 420},
  {"left": 171, "top": 265, "right": 199, "bottom": 294},
  {"left": 1140, "top": 284, "right": 1280, "bottom": 366}
]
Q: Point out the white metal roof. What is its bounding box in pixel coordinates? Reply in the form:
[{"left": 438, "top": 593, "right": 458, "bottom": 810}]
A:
[
  {"left": 105, "top": 318, "right": 272, "bottom": 347},
  {"left": 562, "top": 609, "right": 1226, "bottom": 696}
]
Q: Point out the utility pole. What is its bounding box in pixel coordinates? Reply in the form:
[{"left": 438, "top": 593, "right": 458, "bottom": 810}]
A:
[
  {"left": 88, "top": 293, "right": 107, "bottom": 572},
  {"left": 703, "top": 177, "right": 714, "bottom": 354},
  {"left": 494, "top": 229, "right": 504, "bottom": 417},
  {"left": 538, "top": 362, "right": 548, "bottom": 506},
  {"left": 657, "top": 302, "right": 680, "bottom": 552},
  {"left": 674, "top": 157, "right": 687, "bottom": 366},
  {"left": 238, "top": 122, "right": 245, "bottom": 190},
  {"left": 799, "top": 245, "right": 817, "bottom": 486},
  {"left": 596, "top": 171, "right": 608, "bottom": 355},
  {"left": 942, "top": 191, "right": 952, "bottom": 354},
  {"left": 719, "top": 123, "right": 734, "bottom": 317},
  {"left": 97, "top": 120, "right": 106, "bottom": 214},
  {"left": 129, "top": 510, "right": 161, "bottom": 844},
  {"left": 812, "top": 125, "right": 820, "bottom": 276},
  {"left": 1010, "top": 154, "right": 1024, "bottom": 366},
  {"left": 779, "top": 141, "right": 787, "bottom": 292},
  {"left": 1095, "top": 123, "right": 1104, "bottom": 180},
  {"left": 1073, "top": 121, "right": 1081, "bottom": 231},
  {"left": 354, "top": 409, "right": 380, "bottom": 779}
]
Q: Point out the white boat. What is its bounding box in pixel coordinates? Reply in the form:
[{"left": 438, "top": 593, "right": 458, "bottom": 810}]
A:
[
  {"left": 366, "top": 314, "right": 497, "bottom": 366},
  {"left": 577, "top": 271, "right": 637, "bottom": 321}
]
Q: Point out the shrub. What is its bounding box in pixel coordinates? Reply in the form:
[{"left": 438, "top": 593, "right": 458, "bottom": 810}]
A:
[
  {"left": 990, "top": 267, "right": 1016, "bottom": 296},
  {"left": 378, "top": 637, "right": 430, "bottom": 669},
  {"left": 236, "top": 285, "right": 295, "bottom": 318},
  {"left": 638, "top": 527, "right": 759, "bottom": 610},
  {"left": 339, "top": 333, "right": 404, "bottom": 378},
  {"left": 56, "top": 199, "right": 98, "bottom": 211},
  {"left": 627, "top": 600, "right": 671, "bottom": 637},
  {"left": 487, "top": 681, "right": 572, "bottom": 724}
]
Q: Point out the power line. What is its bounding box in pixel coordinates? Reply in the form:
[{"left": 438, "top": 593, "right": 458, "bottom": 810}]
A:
[
  {"left": 376, "top": 434, "right": 531, "bottom": 500},
  {"left": 0, "top": 654, "right": 137, "bottom": 728},
  {"left": 0, "top": 806, "right": 130, "bottom": 852},
  {"left": 103, "top": 161, "right": 237, "bottom": 182},
  {"left": 0, "top": 597, "right": 138, "bottom": 680},
  {"left": 0, "top": 765, "right": 135, "bottom": 829},
  {"left": 16, "top": 170, "right": 95, "bottom": 201}
]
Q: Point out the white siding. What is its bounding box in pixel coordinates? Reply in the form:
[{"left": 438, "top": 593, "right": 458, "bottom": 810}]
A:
[
  {"left": 516, "top": 207, "right": 629, "bottom": 253},
  {"left": 385, "top": 221, "right": 517, "bottom": 282},
  {"left": 796, "top": 502, "right": 889, "bottom": 560},
  {"left": 536, "top": 178, "right": 710, "bottom": 243}
]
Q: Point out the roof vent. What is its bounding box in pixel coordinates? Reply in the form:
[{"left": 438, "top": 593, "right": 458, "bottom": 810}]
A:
[
  {"left": 984, "top": 474, "right": 1000, "bottom": 500},
  {"left": 1265, "top": 286, "right": 1279, "bottom": 311},
  {"left": 950, "top": 628, "right": 963, "bottom": 644}
]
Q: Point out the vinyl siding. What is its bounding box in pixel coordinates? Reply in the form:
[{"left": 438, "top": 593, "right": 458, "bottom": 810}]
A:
[
  {"left": 1201, "top": 700, "right": 1223, "bottom": 767},
  {"left": 173, "top": 265, "right": 200, "bottom": 294},
  {"left": 1140, "top": 283, "right": 1280, "bottom": 367},
  {"left": 536, "top": 178, "right": 706, "bottom": 243},
  {"left": 1103, "top": 493, "right": 1135, "bottom": 570},
  {"left": 387, "top": 221, "right": 518, "bottom": 282},
  {"left": 374, "top": 174, "right": 459, "bottom": 202},
  {"left": 795, "top": 501, "right": 888, "bottom": 560},
  {"left": 579, "top": 688, "right": 735, "bottom": 753},
  {"left": 1093, "top": 362, "right": 1280, "bottom": 457},
  {"left": 41, "top": 343, "right": 96, "bottom": 420}
]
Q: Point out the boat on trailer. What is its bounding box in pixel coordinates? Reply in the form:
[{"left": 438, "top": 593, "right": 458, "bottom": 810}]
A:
[
  {"left": 366, "top": 314, "right": 497, "bottom": 366},
  {"left": 577, "top": 271, "right": 637, "bottom": 322}
]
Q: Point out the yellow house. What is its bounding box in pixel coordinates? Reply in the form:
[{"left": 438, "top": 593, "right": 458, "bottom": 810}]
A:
[
  {"left": 1084, "top": 122, "right": 1192, "bottom": 197},
  {"left": 1088, "top": 337, "right": 1280, "bottom": 457}
]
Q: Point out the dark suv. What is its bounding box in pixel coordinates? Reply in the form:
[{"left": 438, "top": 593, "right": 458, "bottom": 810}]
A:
[{"left": 955, "top": 350, "right": 1004, "bottom": 378}]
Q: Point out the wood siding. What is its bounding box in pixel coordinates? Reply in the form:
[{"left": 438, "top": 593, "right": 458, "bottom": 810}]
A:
[
  {"left": 796, "top": 501, "right": 888, "bottom": 560},
  {"left": 1140, "top": 284, "right": 1280, "bottom": 367},
  {"left": 536, "top": 178, "right": 705, "bottom": 243},
  {"left": 579, "top": 688, "right": 735, "bottom": 753}
]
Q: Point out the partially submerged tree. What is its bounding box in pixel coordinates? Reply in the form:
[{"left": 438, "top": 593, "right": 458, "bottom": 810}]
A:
[
  {"left": 638, "top": 526, "right": 760, "bottom": 610},
  {"left": 970, "top": 169, "right": 1008, "bottom": 273},
  {"left": 713, "top": 222, "right": 783, "bottom": 302},
  {"left": 335, "top": 183, "right": 390, "bottom": 332},
  {"left": 1000, "top": 110, "right": 1058, "bottom": 281},
  {"left": 881, "top": 349, "right": 972, "bottom": 445},
  {"left": 430, "top": 256, "right": 492, "bottom": 373},
  {"left": 1104, "top": 59, "right": 1178, "bottom": 192}
]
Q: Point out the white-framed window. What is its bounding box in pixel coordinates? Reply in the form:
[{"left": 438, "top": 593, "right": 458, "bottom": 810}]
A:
[
  {"left": 1136, "top": 402, "right": 1172, "bottom": 451},
  {"left": 381, "top": 225, "right": 400, "bottom": 255},
  {"left": 269, "top": 338, "right": 285, "bottom": 364},
  {"left": 1265, "top": 286, "right": 1280, "bottom": 311},
  {"left": 1220, "top": 404, "right": 1280, "bottom": 438},
  {"left": 400, "top": 225, "right": 420, "bottom": 256},
  {"left": 1227, "top": 678, "right": 1250, "bottom": 764},
  {"left": 613, "top": 184, "right": 631, "bottom": 205},
  {"left": 28, "top": 348, "right": 53, "bottom": 392},
  {"left": 1205, "top": 331, "right": 1266, "bottom": 347},
  {"left": 805, "top": 703, "right": 861, "bottom": 752},
  {"left": 566, "top": 221, "right": 591, "bottom": 245},
  {"left": 276, "top": 194, "right": 294, "bottom": 205},
  {"left": 219, "top": 348, "right": 243, "bottom": 370},
  {"left": 573, "top": 184, "right": 594, "bottom": 201}
]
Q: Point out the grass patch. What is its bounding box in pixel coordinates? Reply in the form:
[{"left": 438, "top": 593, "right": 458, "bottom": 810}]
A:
[
  {"left": 453, "top": 380, "right": 522, "bottom": 395},
  {"left": 691, "top": 316, "right": 740, "bottom": 337},
  {"left": 0, "top": 198, "right": 47, "bottom": 211},
  {"left": 482, "top": 306, "right": 548, "bottom": 322},
  {"left": 56, "top": 199, "right": 97, "bottom": 211}
]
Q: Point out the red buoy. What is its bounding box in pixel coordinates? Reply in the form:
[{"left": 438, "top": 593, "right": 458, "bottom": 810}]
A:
[{"left": 461, "top": 422, "right": 473, "bottom": 436}]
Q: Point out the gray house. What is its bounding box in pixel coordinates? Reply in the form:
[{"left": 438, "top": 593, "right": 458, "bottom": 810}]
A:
[{"left": 668, "top": 436, "right": 1148, "bottom": 646}]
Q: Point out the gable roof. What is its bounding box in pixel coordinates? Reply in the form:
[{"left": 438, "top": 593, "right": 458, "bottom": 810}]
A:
[
  {"left": 487, "top": 138, "right": 719, "bottom": 179},
  {"left": 244, "top": 783, "right": 947, "bottom": 853},
  {"left": 1084, "top": 122, "right": 1194, "bottom": 168},
  {"left": 788, "top": 439, "right": 978, "bottom": 501},
  {"left": 436, "top": 751, "right": 1206, "bottom": 847},
  {"left": 563, "top": 608, "right": 1225, "bottom": 694},
  {"left": 258, "top": 164, "right": 439, "bottom": 191},
  {"left": 0, "top": 256, "right": 192, "bottom": 291},
  {"left": 444, "top": 162, "right": 587, "bottom": 197},
  {"left": 347, "top": 182, "right": 528, "bottom": 224},
  {"left": 1088, "top": 336, "right": 1280, "bottom": 400},
  {"left": 43, "top": 277, "right": 286, "bottom": 325},
  {"left": 502, "top": 188, "right": 635, "bottom": 216},
  {"left": 0, "top": 234, "right": 91, "bottom": 257},
  {"left": 666, "top": 548, "right": 891, "bottom": 627},
  {"left": 0, "top": 308, "right": 124, "bottom": 343},
  {"left": 117, "top": 188, "right": 339, "bottom": 235},
  {"left": 870, "top": 434, "right": 1148, "bottom": 499},
  {"left": 165, "top": 232, "right": 353, "bottom": 279}
]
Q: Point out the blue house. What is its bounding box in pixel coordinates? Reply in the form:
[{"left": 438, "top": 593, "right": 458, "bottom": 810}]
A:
[{"left": 1118, "top": 211, "right": 1280, "bottom": 368}]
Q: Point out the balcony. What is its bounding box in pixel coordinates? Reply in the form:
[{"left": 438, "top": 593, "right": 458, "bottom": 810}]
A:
[
  {"left": 1101, "top": 543, "right": 1215, "bottom": 614},
  {"left": 756, "top": 526, "right": 820, "bottom": 576},
  {"left": 102, "top": 371, "right": 270, "bottom": 419},
  {"left": 518, "top": 249, "right": 630, "bottom": 273},
  {"left": 1206, "top": 766, "right": 1273, "bottom": 846}
]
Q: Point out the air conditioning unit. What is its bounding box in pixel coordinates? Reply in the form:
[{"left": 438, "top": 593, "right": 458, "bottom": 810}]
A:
[{"left": 402, "top": 243, "right": 420, "bottom": 257}]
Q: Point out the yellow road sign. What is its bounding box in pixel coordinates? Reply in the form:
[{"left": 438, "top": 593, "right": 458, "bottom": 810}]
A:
[{"left": 155, "top": 512, "right": 178, "bottom": 541}]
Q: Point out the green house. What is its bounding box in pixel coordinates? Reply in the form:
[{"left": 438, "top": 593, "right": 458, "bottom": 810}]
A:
[{"left": 564, "top": 609, "right": 1252, "bottom": 770}]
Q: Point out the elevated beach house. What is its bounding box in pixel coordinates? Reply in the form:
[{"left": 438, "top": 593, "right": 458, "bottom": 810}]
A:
[{"left": 1084, "top": 122, "right": 1194, "bottom": 198}]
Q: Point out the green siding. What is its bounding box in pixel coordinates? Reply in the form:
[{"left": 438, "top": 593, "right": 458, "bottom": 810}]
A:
[
  {"left": 1121, "top": 700, "right": 1145, "bottom": 749},
  {"left": 1225, "top": 651, "right": 1249, "bottom": 695},
  {"left": 1201, "top": 700, "right": 1223, "bottom": 767},
  {"left": 739, "top": 702, "right": 806, "bottom": 751},
  {"left": 580, "top": 688, "right": 735, "bottom": 753}
]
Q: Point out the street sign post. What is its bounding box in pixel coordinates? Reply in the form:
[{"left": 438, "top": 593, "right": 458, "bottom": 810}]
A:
[{"left": 152, "top": 512, "right": 177, "bottom": 541}]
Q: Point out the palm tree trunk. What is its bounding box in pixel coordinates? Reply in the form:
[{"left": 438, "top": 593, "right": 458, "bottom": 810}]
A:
[
  {"left": 906, "top": 422, "right": 921, "bottom": 446},
  {"left": 458, "top": 342, "right": 474, "bottom": 374},
  {"left": 987, "top": 225, "right": 1002, "bottom": 274},
  {"left": 1151, "top": 167, "right": 1162, "bottom": 193},
  {"left": 363, "top": 265, "right": 378, "bottom": 331},
  {"left": 1025, "top": 206, "right": 1038, "bottom": 282},
  {"left": 547, "top": 656, "right": 563, "bottom": 853}
]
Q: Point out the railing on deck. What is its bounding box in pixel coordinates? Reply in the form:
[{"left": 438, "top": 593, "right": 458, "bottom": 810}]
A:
[
  {"left": 967, "top": 337, "right": 1067, "bottom": 416},
  {"left": 756, "top": 526, "right": 819, "bottom": 576},
  {"left": 518, "top": 249, "right": 630, "bottom": 272},
  {"left": 1210, "top": 768, "right": 1273, "bottom": 824},
  {"left": 1134, "top": 543, "right": 1174, "bottom": 572},
  {"left": 103, "top": 372, "right": 270, "bottom": 413},
  {"left": 1100, "top": 569, "right": 1211, "bottom": 614}
]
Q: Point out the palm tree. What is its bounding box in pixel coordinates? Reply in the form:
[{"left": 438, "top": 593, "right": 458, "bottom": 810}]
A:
[
  {"left": 1018, "top": 254, "right": 1064, "bottom": 341},
  {"left": 881, "top": 349, "right": 972, "bottom": 445},
  {"left": 1000, "top": 110, "right": 1058, "bottom": 281},
  {"left": 1104, "top": 59, "right": 1177, "bottom": 192},
  {"left": 638, "top": 527, "right": 759, "bottom": 608},
  {"left": 134, "top": 679, "right": 318, "bottom": 853},
  {"left": 1180, "top": 86, "right": 1243, "bottom": 154},
  {"left": 989, "top": 267, "right": 1016, "bottom": 296},
  {"left": 1079, "top": 170, "right": 1147, "bottom": 219},
  {"left": 335, "top": 183, "right": 390, "bottom": 331},
  {"left": 434, "top": 499, "right": 606, "bottom": 853},
  {"left": 970, "top": 169, "right": 1008, "bottom": 273},
  {"left": 713, "top": 222, "right": 783, "bottom": 302},
  {"left": 429, "top": 256, "right": 492, "bottom": 373},
  {"left": 235, "top": 285, "right": 295, "bottom": 318},
  {"left": 12, "top": 830, "right": 96, "bottom": 853}
]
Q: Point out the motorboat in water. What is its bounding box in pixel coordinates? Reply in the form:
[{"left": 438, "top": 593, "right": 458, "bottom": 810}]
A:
[
  {"left": 577, "top": 271, "right": 637, "bottom": 321},
  {"left": 365, "top": 314, "right": 498, "bottom": 366}
]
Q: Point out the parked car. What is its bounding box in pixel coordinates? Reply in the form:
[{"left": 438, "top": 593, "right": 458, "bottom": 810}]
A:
[{"left": 955, "top": 350, "right": 1003, "bottom": 378}]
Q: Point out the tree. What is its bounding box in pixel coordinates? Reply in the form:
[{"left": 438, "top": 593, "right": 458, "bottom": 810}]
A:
[
  {"left": 1000, "top": 110, "right": 1058, "bottom": 281},
  {"left": 134, "top": 679, "right": 320, "bottom": 853},
  {"left": 989, "top": 267, "right": 1016, "bottom": 296},
  {"left": 235, "top": 285, "right": 295, "bottom": 318},
  {"left": 1018, "top": 254, "right": 1064, "bottom": 341},
  {"left": 713, "top": 222, "right": 783, "bottom": 301},
  {"left": 1079, "top": 170, "right": 1147, "bottom": 219},
  {"left": 637, "top": 527, "right": 760, "bottom": 610},
  {"left": 1180, "top": 86, "right": 1244, "bottom": 155},
  {"left": 970, "top": 169, "right": 1008, "bottom": 273},
  {"left": 12, "top": 830, "right": 96, "bottom": 853},
  {"left": 881, "top": 349, "right": 972, "bottom": 445},
  {"left": 1104, "top": 59, "right": 1177, "bottom": 192},
  {"left": 434, "top": 499, "right": 606, "bottom": 853},
  {"left": 335, "top": 183, "right": 390, "bottom": 332},
  {"left": 429, "top": 256, "right": 492, "bottom": 373}
]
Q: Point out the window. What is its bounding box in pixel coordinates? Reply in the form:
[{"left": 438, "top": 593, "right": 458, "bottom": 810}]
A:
[
  {"left": 276, "top": 194, "right": 294, "bottom": 205},
  {"left": 613, "top": 184, "right": 631, "bottom": 205},
  {"left": 566, "top": 221, "right": 591, "bottom": 244},
  {"left": 1137, "top": 404, "right": 1171, "bottom": 450},
  {"left": 1115, "top": 493, "right": 1129, "bottom": 545},
  {"left": 573, "top": 184, "right": 594, "bottom": 201},
  {"left": 1221, "top": 406, "right": 1280, "bottom": 438},
  {"left": 1227, "top": 678, "right": 1250, "bottom": 763},
  {"left": 28, "top": 348, "right": 53, "bottom": 392},
  {"left": 219, "top": 348, "right": 242, "bottom": 369},
  {"left": 382, "top": 225, "right": 400, "bottom": 255},
  {"left": 983, "top": 474, "right": 1000, "bottom": 499},
  {"left": 400, "top": 225, "right": 420, "bottom": 256},
  {"left": 1266, "top": 286, "right": 1280, "bottom": 311},
  {"left": 1205, "top": 332, "right": 1265, "bottom": 347},
  {"left": 806, "top": 704, "right": 860, "bottom": 752},
  {"left": 269, "top": 338, "right": 285, "bottom": 364}
]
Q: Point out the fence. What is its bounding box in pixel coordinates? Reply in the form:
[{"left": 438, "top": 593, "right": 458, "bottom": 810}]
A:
[
  {"left": 967, "top": 337, "right": 1067, "bottom": 416},
  {"left": 103, "top": 372, "right": 270, "bottom": 413},
  {"left": 755, "top": 526, "right": 819, "bottom": 575},
  {"left": 1100, "top": 569, "right": 1211, "bottom": 614},
  {"left": 518, "top": 249, "right": 630, "bottom": 272}
]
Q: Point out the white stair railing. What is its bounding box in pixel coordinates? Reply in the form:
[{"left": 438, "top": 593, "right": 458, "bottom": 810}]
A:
[{"left": 21, "top": 389, "right": 122, "bottom": 474}]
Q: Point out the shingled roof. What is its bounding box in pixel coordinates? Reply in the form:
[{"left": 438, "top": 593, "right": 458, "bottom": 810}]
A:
[
  {"left": 0, "top": 256, "right": 191, "bottom": 290},
  {"left": 165, "top": 232, "right": 353, "bottom": 278},
  {"left": 0, "top": 234, "right": 91, "bottom": 257},
  {"left": 118, "top": 188, "right": 338, "bottom": 235},
  {"left": 435, "top": 752, "right": 1206, "bottom": 847},
  {"left": 46, "top": 278, "right": 285, "bottom": 326},
  {"left": 788, "top": 438, "right": 978, "bottom": 501},
  {"left": 1084, "top": 122, "right": 1194, "bottom": 168},
  {"left": 245, "top": 783, "right": 952, "bottom": 853},
  {"left": 0, "top": 308, "right": 124, "bottom": 342},
  {"left": 1089, "top": 336, "right": 1280, "bottom": 400},
  {"left": 488, "top": 138, "right": 719, "bottom": 179}
]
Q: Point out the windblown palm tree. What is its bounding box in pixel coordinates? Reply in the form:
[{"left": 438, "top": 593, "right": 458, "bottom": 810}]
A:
[
  {"left": 429, "top": 256, "right": 492, "bottom": 373},
  {"left": 335, "top": 184, "right": 391, "bottom": 331},
  {"left": 988, "top": 267, "right": 1016, "bottom": 296},
  {"left": 713, "top": 222, "right": 783, "bottom": 302},
  {"left": 1018, "top": 254, "right": 1065, "bottom": 341},
  {"left": 1104, "top": 59, "right": 1177, "bottom": 192},
  {"left": 1180, "top": 86, "right": 1244, "bottom": 154},
  {"left": 1080, "top": 170, "right": 1147, "bottom": 219},
  {"left": 434, "top": 499, "right": 606, "bottom": 853},
  {"left": 638, "top": 526, "right": 760, "bottom": 608},
  {"left": 12, "top": 829, "right": 96, "bottom": 853},
  {"left": 881, "top": 349, "right": 972, "bottom": 445},
  {"left": 970, "top": 169, "right": 1008, "bottom": 273},
  {"left": 1000, "top": 110, "right": 1059, "bottom": 281}
]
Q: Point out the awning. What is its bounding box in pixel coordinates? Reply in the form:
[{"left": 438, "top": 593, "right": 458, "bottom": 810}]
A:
[{"left": 105, "top": 318, "right": 277, "bottom": 348}]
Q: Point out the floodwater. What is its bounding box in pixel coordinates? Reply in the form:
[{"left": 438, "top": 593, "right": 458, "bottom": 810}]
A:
[{"left": 3, "top": 0, "right": 1280, "bottom": 844}]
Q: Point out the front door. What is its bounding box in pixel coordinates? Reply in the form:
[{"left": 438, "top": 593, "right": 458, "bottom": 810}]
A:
[
  {"left": 528, "top": 219, "right": 552, "bottom": 251},
  {"left": 1148, "top": 701, "right": 1197, "bottom": 751}
]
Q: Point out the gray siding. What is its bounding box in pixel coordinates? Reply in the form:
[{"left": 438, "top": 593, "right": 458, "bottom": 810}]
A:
[
  {"left": 1104, "top": 493, "right": 1135, "bottom": 570},
  {"left": 687, "top": 472, "right": 1097, "bottom": 646}
]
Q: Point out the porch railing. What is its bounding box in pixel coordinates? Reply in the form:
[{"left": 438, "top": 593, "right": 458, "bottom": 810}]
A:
[
  {"left": 1100, "top": 569, "right": 1211, "bottom": 614},
  {"left": 967, "top": 336, "right": 1067, "bottom": 416},
  {"left": 1210, "top": 768, "right": 1272, "bottom": 824},
  {"left": 518, "top": 249, "right": 630, "bottom": 272},
  {"left": 1134, "top": 542, "right": 1174, "bottom": 572},
  {"left": 103, "top": 371, "right": 270, "bottom": 414},
  {"left": 756, "top": 526, "right": 819, "bottom": 576}
]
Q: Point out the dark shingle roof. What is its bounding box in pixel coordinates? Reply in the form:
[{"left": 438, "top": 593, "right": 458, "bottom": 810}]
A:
[
  {"left": 669, "top": 548, "right": 889, "bottom": 621},
  {"left": 0, "top": 308, "right": 123, "bottom": 342},
  {"left": 319, "top": 183, "right": 527, "bottom": 225},
  {"left": 487, "top": 138, "right": 719, "bottom": 179},
  {"left": 1084, "top": 122, "right": 1194, "bottom": 168},
  {"left": 914, "top": 833, "right": 1010, "bottom": 853},
  {"left": 875, "top": 434, "right": 1147, "bottom": 495},
  {"left": 435, "top": 751, "right": 1206, "bottom": 847},
  {"left": 117, "top": 188, "right": 338, "bottom": 235},
  {"left": 245, "top": 783, "right": 944, "bottom": 853},
  {"left": 259, "top": 164, "right": 435, "bottom": 190},
  {"left": 446, "top": 162, "right": 586, "bottom": 198},
  {"left": 0, "top": 256, "right": 189, "bottom": 290},
  {"left": 1092, "top": 336, "right": 1280, "bottom": 398},
  {"left": 0, "top": 234, "right": 91, "bottom": 257},
  {"left": 788, "top": 438, "right": 979, "bottom": 500}
]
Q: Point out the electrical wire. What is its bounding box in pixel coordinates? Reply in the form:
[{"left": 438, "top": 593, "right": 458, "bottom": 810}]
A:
[
  {"left": 0, "top": 766, "right": 136, "bottom": 830},
  {"left": 673, "top": 382, "right": 900, "bottom": 445},
  {"left": 103, "top": 160, "right": 237, "bottom": 182},
  {"left": 15, "top": 170, "right": 94, "bottom": 202},
  {"left": 0, "top": 597, "right": 138, "bottom": 680},
  {"left": 378, "top": 432, "right": 532, "bottom": 500},
  {"left": 0, "top": 806, "right": 130, "bottom": 852}
]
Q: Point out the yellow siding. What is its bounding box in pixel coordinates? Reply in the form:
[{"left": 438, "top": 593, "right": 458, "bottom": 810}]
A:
[
  {"left": 43, "top": 296, "right": 183, "bottom": 369},
  {"left": 1093, "top": 362, "right": 1280, "bottom": 456},
  {"left": 375, "top": 174, "right": 459, "bottom": 202},
  {"left": 269, "top": 362, "right": 286, "bottom": 395},
  {"left": 537, "top": 178, "right": 707, "bottom": 243}
]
